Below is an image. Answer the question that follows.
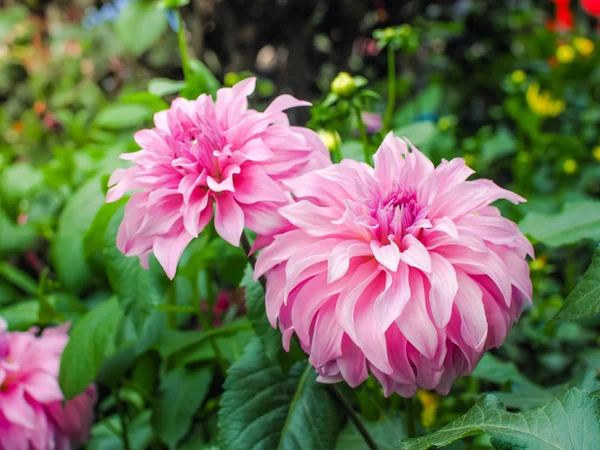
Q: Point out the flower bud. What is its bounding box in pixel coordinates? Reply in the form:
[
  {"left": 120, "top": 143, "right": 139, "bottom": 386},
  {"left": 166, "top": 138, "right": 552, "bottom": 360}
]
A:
[
  {"left": 511, "top": 70, "right": 526, "bottom": 84},
  {"left": 573, "top": 37, "right": 594, "bottom": 57},
  {"left": 563, "top": 158, "right": 578, "bottom": 174},
  {"left": 593, "top": 145, "right": 600, "bottom": 162},
  {"left": 331, "top": 72, "right": 357, "bottom": 97},
  {"left": 318, "top": 129, "right": 342, "bottom": 152}
]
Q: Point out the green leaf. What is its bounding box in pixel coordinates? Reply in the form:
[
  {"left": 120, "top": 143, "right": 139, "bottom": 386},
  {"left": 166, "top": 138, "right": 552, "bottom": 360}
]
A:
[
  {"left": 218, "top": 339, "right": 344, "bottom": 450},
  {"left": 153, "top": 366, "right": 213, "bottom": 450},
  {"left": 83, "top": 198, "right": 128, "bottom": 259},
  {"left": 394, "top": 122, "right": 438, "bottom": 151},
  {"left": 519, "top": 201, "right": 600, "bottom": 247},
  {"left": 241, "top": 265, "right": 282, "bottom": 361},
  {"left": 0, "top": 162, "right": 44, "bottom": 213},
  {"left": 103, "top": 209, "right": 165, "bottom": 332},
  {"left": 52, "top": 177, "right": 106, "bottom": 294},
  {"left": 120, "top": 91, "right": 169, "bottom": 113},
  {"left": 401, "top": 388, "right": 600, "bottom": 450},
  {"left": 554, "top": 247, "right": 600, "bottom": 322},
  {"left": 90, "top": 411, "right": 154, "bottom": 450},
  {"left": 340, "top": 140, "right": 366, "bottom": 162},
  {"left": 0, "top": 206, "right": 36, "bottom": 255},
  {"left": 148, "top": 78, "right": 187, "bottom": 97},
  {"left": 115, "top": 0, "right": 168, "bottom": 55},
  {"left": 471, "top": 354, "right": 552, "bottom": 409},
  {"left": 59, "top": 298, "right": 124, "bottom": 399},
  {"left": 335, "top": 413, "right": 406, "bottom": 450},
  {"left": 181, "top": 59, "right": 220, "bottom": 99},
  {"left": 0, "top": 300, "right": 39, "bottom": 330},
  {"left": 480, "top": 128, "right": 515, "bottom": 166},
  {"left": 93, "top": 103, "right": 153, "bottom": 130}
]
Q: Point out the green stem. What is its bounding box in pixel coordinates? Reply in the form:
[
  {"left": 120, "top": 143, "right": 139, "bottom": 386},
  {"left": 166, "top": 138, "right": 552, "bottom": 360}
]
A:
[
  {"left": 383, "top": 45, "right": 396, "bottom": 133},
  {"left": 195, "top": 293, "right": 228, "bottom": 374},
  {"left": 166, "top": 288, "right": 177, "bottom": 330},
  {"left": 331, "top": 147, "right": 343, "bottom": 163},
  {"left": 115, "top": 388, "right": 131, "bottom": 450},
  {"left": 240, "top": 232, "right": 379, "bottom": 450},
  {"left": 177, "top": 10, "right": 192, "bottom": 82},
  {"left": 353, "top": 104, "right": 370, "bottom": 164},
  {"left": 405, "top": 396, "right": 417, "bottom": 438},
  {"left": 328, "top": 385, "right": 380, "bottom": 450}
]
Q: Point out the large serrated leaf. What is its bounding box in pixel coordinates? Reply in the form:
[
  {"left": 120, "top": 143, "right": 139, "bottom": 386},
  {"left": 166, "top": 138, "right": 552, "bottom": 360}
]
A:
[
  {"left": 401, "top": 388, "right": 600, "bottom": 450},
  {"left": 152, "top": 366, "right": 213, "bottom": 450},
  {"left": 518, "top": 201, "right": 600, "bottom": 247},
  {"left": 59, "top": 298, "right": 124, "bottom": 399},
  {"left": 554, "top": 247, "right": 600, "bottom": 322},
  {"left": 218, "top": 339, "right": 343, "bottom": 450}
]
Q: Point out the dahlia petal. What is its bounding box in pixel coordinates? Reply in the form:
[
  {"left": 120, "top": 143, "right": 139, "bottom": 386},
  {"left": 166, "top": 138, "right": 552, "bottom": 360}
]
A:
[
  {"left": 335, "top": 261, "right": 382, "bottom": 344},
  {"left": 233, "top": 165, "right": 288, "bottom": 204},
  {"left": 374, "top": 264, "right": 411, "bottom": 331},
  {"left": 308, "top": 298, "right": 344, "bottom": 368},
  {"left": 243, "top": 201, "right": 290, "bottom": 236},
  {"left": 454, "top": 271, "right": 487, "bottom": 351},
  {"left": 427, "top": 253, "right": 458, "bottom": 328},
  {"left": 327, "top": 241, "right": 372, "bottom": 283},
  {"left": 236, "top": 137, "right": 275, "bottom": 162},
  {"left": 152, "top": 222, "right": 195, "bottom": 279},
  {"left": 1, "top": 386, "right": 36, "bottom": 428},
  {"left": 278, "top": 201, "right": 341, "bottom": 236},
  {"left": 373, "top": 132, "right": 406, "bottom": 187},
  {"left": 265, "top": 94, "right": 311, "bottom": 114},
  {"left": 22, "top": 372, "right": 63, "bottom": 403},
  {"left": 214, "top": 193, "right": 245, "bottom": 246},
  {"left": 396, "top": 271, "right": 438, "bottom": 359},
  {"left": 337, "top": 335, "right": 369, "bottom": 387},
  {"left": 400, "top": 234, "right": 431, "bottom": 273},
  {"left": 370, "top": 239, "right": 401, "bottom": 272}
]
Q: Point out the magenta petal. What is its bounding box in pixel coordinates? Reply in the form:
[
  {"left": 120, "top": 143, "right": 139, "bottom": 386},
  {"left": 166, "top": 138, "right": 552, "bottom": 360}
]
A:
[
  {"left": 153, "top": 222, "right": 195, "bottom": 279},
  {"left": 214, "top": 193, "right": 245, "bottom": 246}
]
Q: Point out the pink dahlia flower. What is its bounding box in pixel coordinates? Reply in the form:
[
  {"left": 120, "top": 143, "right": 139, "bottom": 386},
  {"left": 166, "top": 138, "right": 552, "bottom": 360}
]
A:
[
  {"left": 0, "top": 318, "right": 97, "bottom": 450},
  {"left": 255, "top": 133, "right": 533, "bottom": 397},
  {"left": 106, "top": 77, "right": 331, "bottom": 278}
]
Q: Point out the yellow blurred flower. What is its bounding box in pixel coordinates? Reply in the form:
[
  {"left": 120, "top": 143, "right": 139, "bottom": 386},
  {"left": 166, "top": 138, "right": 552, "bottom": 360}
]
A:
[
  {"left": 416, "top": 390, "right": 440, "bottom": 428},
  {"left": 318, "top": 129, "right": 342, "bottom": 152},
  {"left": 556, "top": 45, "right": 575, "bottom": 64},
  {"left": 563, "top": 158, "right": 578, "bottom": 175},
  {"left": 573, "top": 37, "right": 594, "bottom": 57},
  {"left": 511, "top": 70, "right": 526, "bottom": 84},
  {"left": 331, "top": 72, "right": 357, "bottom": 97},
  {"left": 593, "top": 146, "right": 600, "bottom": 162},
  {"left": 526, "top": 83, "right": 565, "bottom": 117}
]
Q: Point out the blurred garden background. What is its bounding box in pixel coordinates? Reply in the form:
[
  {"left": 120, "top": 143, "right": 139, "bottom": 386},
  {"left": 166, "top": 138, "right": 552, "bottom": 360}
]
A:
[{"left": 2, "top": 0, "right": 600, "bottom": 449}]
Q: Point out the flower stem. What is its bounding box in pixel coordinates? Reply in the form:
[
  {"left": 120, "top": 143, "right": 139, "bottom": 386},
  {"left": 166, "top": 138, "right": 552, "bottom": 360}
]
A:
[
  {"left": 177, "top": 10, "right": 192, "bottom": 82},
  {"left": 352, "top": 104, "right": 370, "bottom": 163},
  {"left": 166, "top": 288, "right": 177, "bottom": 330},
  {"left": 383, "top": 45, "right": 396, "bottom": 133},
  {"left": 115, "top": 387, "right": 131, "bottom": 450},
  {"left": 239, "top": 231, "right": 379, "bottom": 450},
  {"left": 195, "top": 289, "right": 228, "bottom": 374},
  {"left": 328, "top": 385, "right": 381, "bottom": 450},
  {"left": 405, "top": 396, "right": 417, "bottom": 438}
]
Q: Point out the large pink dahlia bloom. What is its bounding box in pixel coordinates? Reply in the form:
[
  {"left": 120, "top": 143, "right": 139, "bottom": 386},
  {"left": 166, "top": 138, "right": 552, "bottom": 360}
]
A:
[
  {"left": 255, "top": 133, "right": 533, "bottom": 397},
  {"left": 107, "top": 78, "right": 331, "bottom": 278},
  {"left": 0, "top": 318, "right": 96, "bottom": 450}
]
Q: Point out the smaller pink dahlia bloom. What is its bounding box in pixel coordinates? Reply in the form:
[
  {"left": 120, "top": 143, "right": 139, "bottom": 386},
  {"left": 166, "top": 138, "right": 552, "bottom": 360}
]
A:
[
  {"left": 255, "top": 133, "right": 533, "bottom": 397},
  {"left": 0, "top": 318, "right": 96, "bottom": 450},
  {"left": 107, "top": 78, "right": 330, "bottom": 278}
]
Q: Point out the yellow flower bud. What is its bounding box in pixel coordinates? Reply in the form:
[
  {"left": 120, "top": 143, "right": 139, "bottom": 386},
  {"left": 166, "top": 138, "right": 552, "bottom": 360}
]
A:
[
  {"left": 573, "top": 37, "right": 594, "bottom": 57},
  {"left": 530, "top": 256, "right": 547, "bottom": 272},
  {"left": 593, "top": 146, "right": 600, "bottom": 162},
  {"left": 318, "top": 129, "right": 342, "bottom": 152},
  {"left": 562, "top": 158, "right": 578, "bottom": 175},
  {"left": 224, "top": 72, "right": 240, "bottom": 87},
  {"left": 331, "top": 72, "right": 357, "bottom": 97},
  {"left": 556, "top": 45, "right": 575, "bottom": 64}
]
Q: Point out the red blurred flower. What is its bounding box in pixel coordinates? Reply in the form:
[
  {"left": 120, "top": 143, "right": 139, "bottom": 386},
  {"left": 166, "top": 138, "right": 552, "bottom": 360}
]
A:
[
  {"left": 582, "top": 0, "right": 600, "bottom": 17},
  {"left": 547, "top": 0, "right": 574, "bottom": 31}
]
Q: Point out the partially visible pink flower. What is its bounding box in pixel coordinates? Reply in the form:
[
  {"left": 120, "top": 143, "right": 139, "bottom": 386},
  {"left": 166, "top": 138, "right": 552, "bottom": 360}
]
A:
[
  {"left": 361, "top": 112, "right": 383, "bottom": 134},
  {"left": 107, "top": 77, "right": 330, "bottom": 279},
  {"left": 0, "top": 318, "right": 97, "bottom": 450},
  {"left": 255, "top": 133, "right": 533, "bottom": 397}
]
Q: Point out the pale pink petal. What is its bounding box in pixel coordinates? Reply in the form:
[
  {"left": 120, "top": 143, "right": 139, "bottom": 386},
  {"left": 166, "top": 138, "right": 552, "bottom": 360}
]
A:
[{"left": 214, "top": 193, "right": 245, "bottom": 246}]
